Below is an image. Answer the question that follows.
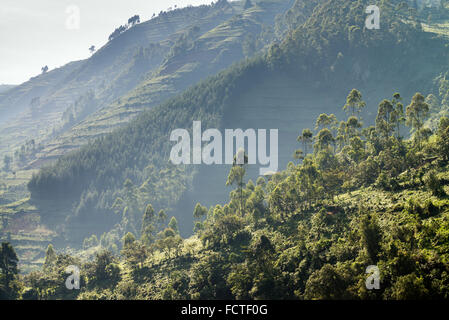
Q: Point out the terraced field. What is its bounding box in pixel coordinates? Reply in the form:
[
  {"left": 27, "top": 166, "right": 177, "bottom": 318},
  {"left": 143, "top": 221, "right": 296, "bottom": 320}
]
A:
[
  {"left": 0, "top": 197, "right": 56, "bottom": 273},
  {"left": 0, "top": 0, "right": 292, "bottom": 271},
  {"left": 33, "top": 0, "right": 291, "bottom": 166},
  {"left": 0, "top": 1, "right": 246, "bottom": 168}
]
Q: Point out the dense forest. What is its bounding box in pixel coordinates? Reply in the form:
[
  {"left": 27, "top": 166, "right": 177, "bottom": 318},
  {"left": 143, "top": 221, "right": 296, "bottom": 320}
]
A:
[
  {"left": 2, "top": 0, "right": 449, "bottom": 300},
  {"left": 26, "top": 0, "right": 449, "bottom": 239},
  {"left": 3, "top": 85, "right": 449, "bottom": 299}
]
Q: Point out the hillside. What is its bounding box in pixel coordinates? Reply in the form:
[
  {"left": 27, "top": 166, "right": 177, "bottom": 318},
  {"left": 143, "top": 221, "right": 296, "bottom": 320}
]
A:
[
  {"left": 2, "top": 0, "right": 449, "bottom": 284},
  {"left": 0, "top": 0, "right": 296, "bottom": 270},
  {"left": 33, "top": 0, "right": 294, "bottom": 166},
  {"left": 2, "top": 0, "right": 449, "bottom": 301},
  {"left": 0, "top": 85, "right": 16, "bottom": 95},
  {"left": 20, "top": 0, "right": 449, "bottom": 243},
  {"left": 0, "top": 1, "right": 246, "bottom": 168},
  {"left": 10, "top": 64, "right": 449, "bottom": 299}
]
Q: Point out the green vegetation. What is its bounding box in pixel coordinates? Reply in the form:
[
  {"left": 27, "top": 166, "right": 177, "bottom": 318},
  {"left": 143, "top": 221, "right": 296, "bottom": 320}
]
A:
[
  {"left": 25, "top": 0, "right": 449, "bottom": 240},
  {"left": 0, "top": 0, "right": 259, "bottom": 172},
  {"left": 1, "top": 0, "right": 291, "bottom": 269},
  {"left": 3, "top": 0, "right": 449, "bottom": 300},
  {"left": 0, "top": 242, "right": 20, "bottom": 299},
  {"left": 6, "top": 85, "right": 449, "bottom": 299}
]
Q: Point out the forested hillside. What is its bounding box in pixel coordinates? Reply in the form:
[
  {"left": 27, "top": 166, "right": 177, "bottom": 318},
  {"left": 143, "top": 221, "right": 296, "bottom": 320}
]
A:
[
  {"left": 5, "top": 84, "right": 449, "bottom": 299},
  {"left": 26, "top": 0, "right": 449, "bottom": 240},
  {"left": 2, "top": 0, "right": 449, "bottom": 300},
  {"left": 0, "top": 0, "right": 294, "bottom": 268}
]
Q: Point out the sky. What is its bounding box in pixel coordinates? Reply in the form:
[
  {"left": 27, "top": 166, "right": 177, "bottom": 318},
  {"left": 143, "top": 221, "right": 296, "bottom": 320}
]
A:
[{"left": 0, "top": 0, "right": 213, "bottom": 85}]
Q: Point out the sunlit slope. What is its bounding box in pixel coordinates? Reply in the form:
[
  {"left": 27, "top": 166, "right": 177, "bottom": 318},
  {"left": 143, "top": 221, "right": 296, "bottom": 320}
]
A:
[{"left": 176, "top": 60, "right": 446, "bottom": 233}]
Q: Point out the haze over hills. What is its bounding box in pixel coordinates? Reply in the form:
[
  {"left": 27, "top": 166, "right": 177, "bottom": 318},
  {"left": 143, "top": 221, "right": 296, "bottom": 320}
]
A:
[
  {"left": 1, "top": 0, "right": 280, "bottom": 168},
  {"left": 0, "top": 85, "right": 16, "bottom": 94},
  {"left": 22, "top": 0, "right": 449, "bottom": 242},
  {"left": 2, "top": 0, "right": 449, "bottom": 301},
  {"left": 0, "top": 0, "right": 296, "bottom": 269},
  {"left": 33, "top": 0, "right": 294, "bottom": 166},
  {"left": 0, "top": 0, "right": 449, "bottom": 274}
]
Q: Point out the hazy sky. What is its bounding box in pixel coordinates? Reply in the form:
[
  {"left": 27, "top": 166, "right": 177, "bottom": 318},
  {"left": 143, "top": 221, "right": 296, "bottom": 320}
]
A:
[{"left": 0, "top": 0, "right": 213, "bottom": 85}]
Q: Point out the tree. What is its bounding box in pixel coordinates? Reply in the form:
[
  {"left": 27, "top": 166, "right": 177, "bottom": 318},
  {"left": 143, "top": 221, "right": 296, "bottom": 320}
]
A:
[
  {"left": 424, "top": 170, "right": 446, "bottom": 197},
  {"left": 141, "top": 204, "right": 155, "bottom": 245},
  {"left": 406, "top": 93, "right": 429, "bottom": 149},
  {"left": 315, "top": 113, "right": 337, "bottom": 131},
  {"left": 336, "top": 121, "right": 348, "bottom": 150},
  {"left": 83, "top": 234, "right": 99, "bottom": 249},
  {"left": 389, "top": 274, "right": 429, "bottom": 299},
  {"left": 41, "top": 65, "right": 49, "bottom": 74},
  {"left": 0, "top": 242, "right": 19, "bottom": 299},
  {"left": 293, "top": 149, "right": 304, "bottom": 162},
  {"left": 437, "top": 117, "right": 449, "bottom": 160},
  {"left": 360, "top": 215, "right": 381, "bottom": 263},
  {"left": 157, "top": 209, "right": 168, "bottom": 230},
  {"left": 315, "top": 128, "right": 335, "bottom": 152},
  {"left": 348, "top": 136, "right": 365, "bottom": 163},
  {"left": 89, "top": 45, "right": 95, "bottom": 54},
  {"left": 304, "top": 264, "right": 350, "bottom": 299},
  {"left": 168, "top": 217, "right": 179, "bottom": 234},
  {"left": 193, "top": 203, "right": 208, "bottom": 220},
  {"left": 122, "top": 232, "right": 136, "bottom": 249},
  {"left": 254, "top": 235, "right": 274, "bottom": 260},
  {"left": 297, "top": 129, "right": 313, "bottom": 155},
  {"left": 43, "top": 244, "right": 57, "bottom": 269},
  {"left": 242, "top": 34, "right": 256, "bottom": 58},
  {"left": 343, "top": 89, "right": 366, "bottom": 117},
  {"left": 156, "top": 228, "right": 182, "bottom": 258},
  {"left": 346, "top": 116, "right": 362, "bottom": 139},
  {"left": 108, "top": 25, "right": 128, "bottom": 41},
  {"left": 88, "top": 250, "right": 121, "bottom": 288},
  {"left": 226, "top": 149, "right": 248, "bottom": 217},
  {"left": 296, "top": 158, "right": 320, "bottom": 208},
  {"left": 390, "top": 93, "right": 405, "bottom": 139},
  {"left": 128, "top": 15, "right": 140, "bottom": 26},
  {"left": 121, "top": 238, "right": 147, "bottom": 270},
  {"left": 376, "top": 99, "right": 394, "bottom": 139}
]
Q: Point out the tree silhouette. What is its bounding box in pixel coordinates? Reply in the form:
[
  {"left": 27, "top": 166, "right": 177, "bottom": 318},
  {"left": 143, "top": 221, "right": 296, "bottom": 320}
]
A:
[
  {"left": 141, "top": 204, "right": 155, "bottom": 245},
  {"left": 297, "top": 128, "right": 313, "bottom": 156},
  {"left": 226, "top": 148, "right": 248, "bottom": 216},
  {"left": 343, "top": 89, "right": 366, "bottom": 117},
  {"left": 128, "top": 15, "right": 140, "bottom": 26},
  {"left": 406, "top": 92, "right": 429, "bottom": 150}
]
